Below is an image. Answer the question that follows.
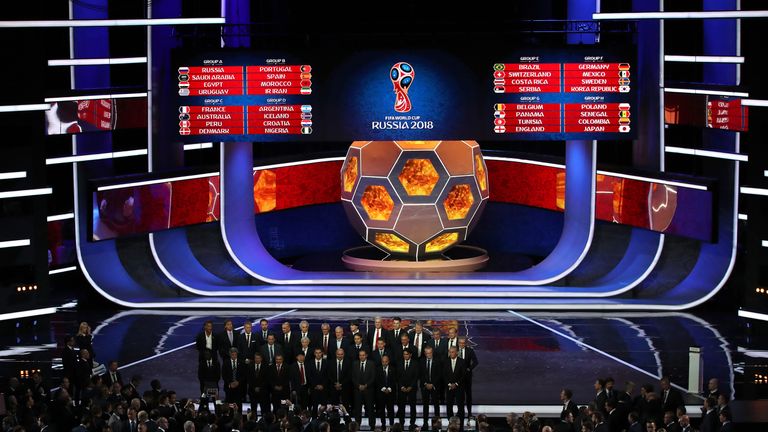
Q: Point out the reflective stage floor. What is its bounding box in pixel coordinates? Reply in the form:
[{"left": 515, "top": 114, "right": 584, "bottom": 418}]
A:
[{"left": 2, "top": 309, "right": 767, "bottom": 418}]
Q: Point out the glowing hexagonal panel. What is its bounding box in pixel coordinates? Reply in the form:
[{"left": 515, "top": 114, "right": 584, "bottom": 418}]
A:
[
  {"left": 475, "top": 154, "right": 487, "bottom": 192},
  {"left": 361, "top": 185, "right": 395, "bottom": 221},
  {"left": 443, "top": 184, "right": 474, "bottom": 220},
  {"left": 343, "top": 156, "right": 358, "bottom": 193},
  {"left": 397, "top": 140, "right": 441, "bottom": 150},
  {"left": 436, "top": 140, "right": 473, "bottom": 175},
  {"left": 253, "top": 169, "right": 276, "bottom": 213},
  {"left": 398, "top": 159, "right": 440, "bottom": 196},
  {"left": 374, "top": 232, "right": 410, "bottom": 253},
  {"left": 425, "top": 232, "right": 459, "bottom": 253}
]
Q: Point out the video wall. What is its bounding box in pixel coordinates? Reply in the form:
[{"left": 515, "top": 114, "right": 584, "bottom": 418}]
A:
[{"left": 173, "top": 48, "right": 636, "bottom": 142}]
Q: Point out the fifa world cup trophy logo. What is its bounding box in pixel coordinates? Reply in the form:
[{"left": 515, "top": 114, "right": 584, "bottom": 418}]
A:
[{"left": 390, "top": 62, "right": 415, "bottom": 113}]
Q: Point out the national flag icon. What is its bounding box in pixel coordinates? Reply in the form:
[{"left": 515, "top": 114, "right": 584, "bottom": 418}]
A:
[
  {"left": 301, "top": 126, "right": 312, "bottom": 134},
  {"left": 493, "top": 85, "right": 505, "bottom": 94},
  {"left": 179, "top": 120, "right": 190, "bottom": 128},
  {"left": 301, "top": 105, "right": 312, "bottom": 112},
  {"left": 494, "top": 70, "right": 505, "bottom": 79},
  {"left": 619, "top": 85, "right": 630, "bottom": 93},
  {"left": 494, "top": 125, "right": 506, "bottom": 133},
  {"left": 179, "top": 106, "right": 190, "bottom": 114},
  {"left": 301, "top": 119, "right": 312, "bottom": 127},
  {"left": 178, "top": 67, "right": 189, "bottom": 74},
  {"left": 494, "top": 110, "right": 506, "bottom": 119},
  {"left": 179, "top": 113, "right": 190, "bottom": 121},
  {"left": 300, "top": 87, "right": 312, "bottom": 95},
  {"left": 300, "top": 65, "right": 312, "bottom": 73},
  {"left": 178, "top": 82, "right": 189, "bottom": 88},
  {"left": 178, "top": 74, "right": 189, "bottom": 82},
  {"left": 493, "top": 63, "right": 504, "bottom": 71},
  {"left": 619, "top": 103, "right": 631, "bottom": 111},
  {"left": 300, "top": 112, "right": 312, "bottom": 120},
  {"left": 619, "top": 63, "right": 630, "bottom": 71},
  {"left": 300, "top": 73, "right": 312, "bottom": 80},
  {"left": 178, "top": 88, "right": 190, "bottom": 96},
  {"left": 494, "top": 118, "right": 506, "bottom": 126},
  {"left": 179, "top": 127, "right": 191, "bottom": 135},
  {"left": 619, "top": 125, "right": 630, "bottom": 133},
  {"left": 494, "top": 103, "right": 506, "bottom": 111},
  {"left": 619, "top": 70, "right": 630, "bottom": 78},
  {"left": 300, "top": 79, "right": 312, "bottom": 88},
  {"left": 619, "top": 117, "right": 631, "bottom": 125},
  {"left": 619, "top": 110, "right": 630, "bottom": 118},
  {"left": 619, "top": 77, "right": 631, "bottom": 86},
  {"left": 494, "top": 78, "right": 505, "bottom": 86}
]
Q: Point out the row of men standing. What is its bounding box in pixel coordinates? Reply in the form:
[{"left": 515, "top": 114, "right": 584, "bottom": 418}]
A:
[{"left": 195, "top": 317, "right": 479, "bottom": 429}]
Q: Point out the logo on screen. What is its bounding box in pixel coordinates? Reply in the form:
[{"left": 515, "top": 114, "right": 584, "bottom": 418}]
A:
[{"left": 390, "top": 62, "right": 415, "bottom": 113}]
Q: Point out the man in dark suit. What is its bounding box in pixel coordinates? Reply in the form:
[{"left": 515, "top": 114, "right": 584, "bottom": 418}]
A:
[
  {"left": 659, "top": 377, "right": 683, "bottom": 414},
  {"left": 678, "top": 415, "right": 691, "bottom": 432},
  {"left": 443, "top": 346, "right": 466, "bottom": 423},
  {"left": 256, "top": 318, "right": 272, "bottom": 347},
  {"left": 396, "top": 350, "right": 419, "bottom": 427},
  {"left": 280, "top": 322, "right": 301, "bottom": 365},
  {"left": 290, "top": 351, "right": 311, "bottom": 409},
  {"left": 408, "top": 321, "right": 429, "bottom": 359},
  {"left": 73, "top": 348, "right": 93, "bottom": 405},
  {"left": 222, "top": 347, "right": 246, "bottom": 404},
  {"left": 592, "top": 412, "right": 608, "bottom": 432},
  {"left": 349, "top": 320, "right": 366, "bottom": 346},
  {"left": 663, "top": 411, "right": 681, "bottom": 432},
  {"left": 445, "top": 327, "right": 459, "bottom": 354},
  {"left": 349, "top": 333, "right": 367, "bottom": 362},
  {"left": 247, "top": 352, "right": 270, "bottom": 418},
  {"left": 259, "top": 334, "right": 284, "bottom": 366},
  {"left": 318, "top": 323, "right": 333, "bottom": 358},
  {"left": 219, "top": 319, "right": 237, "bottom": 362},
  {"left": 605, "top": 378, "right": 618, "bottom": 406},
  {"left": 426, "top": 328, "right": 447, "bottom": 358},
  {"left": 238, "top": 320, "right": 259, "bottom": 363},
  {"left": 299, "top": 320, "right": 317, "bottom": 350},
  {"left": 370, "top": 339, "right": 392, "bottom": 366},
  {"left": 329, "top": 348, "right": 351, "bottom": 408},
  {"left": 700, "top": 398, "right": 719, "bottom": 432},
  {"left": 626, "top": 412, "right": 642, "bottom": 432},
  {"left": 351, "top": 349, "right": 376, "bottom": 428},
  {"left": 269, "top": 354, "right": 291, "bottom": 412},
  {"left": 298, "top": 336, "right": 313, "bottom": 360},
  {"left": 195, "top": 320, "right": 218, "bottom": 361},
  {"left": 62, "top": 335, "right": 78, "bottom": 384},
  {"left": 102, "top": 360, "right": 123, "bottom": 388},
  {"left": 332, "top": 326, "right": 352, "bottom": 357},
  {"left": 389, "top": 317, "right": 406, "bottom": 347},
  {"left": 606, "top": 400, "right": 625, "bottom": 432},
  {"left": 560, "top": 389, "right": 579, "bottom": 421},
  {"left": 594, "top": 378, "right": 608, "bottom": 415},
  {"left": 367, "top": 317, "right": 388, "bottom": 353},
  {"left": 375, "top": 354, "right": 397, "bottom": 428},
  {"left": 457, "top": 337, "right": 478, "bottom": 419},
  {"left": 308, "top": 348, "right": 329, "bottom": 414},
  {"left": 555, "top": 411, "right": 576, "bottom": 432},
  {"left": 393, "top": 333, "right": 416, "bottom": 367},
  {"left": 704, "top": 378, "right": 720, "bottom": 400},
  {"left": 420, "top": 346, "right": 442, "bottom": 429}
]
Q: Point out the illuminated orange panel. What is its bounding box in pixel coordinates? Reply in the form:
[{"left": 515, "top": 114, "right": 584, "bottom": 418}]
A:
[
  {"left": 397, "top": 140, "right": 441, "bottom": 150},
  {"left": 343, "top": 156, "right": 358, "bottom": 193},
  {"left": 361, "top": 185, "right": 395, "bottom": 221},
  {"left": 375, "top": 232, "right": 409, "bottom": 253},
  {"left": 398, "top": 159, "right": 440, "bottom": 196},
  {"left": 443, "top": 184, "right": 474, "bottom": 220},
  {"left": 475, "top": 154, "right": 487, "bottom": 192},
  {"left": 556, "top": 172, "right": 566, "bottom": 210},
  {"left": 254, "top": 169, "right": 276, "bottom": 212},
  {"left": 425, "top": 232, "right": 459, "bottom": 253}
]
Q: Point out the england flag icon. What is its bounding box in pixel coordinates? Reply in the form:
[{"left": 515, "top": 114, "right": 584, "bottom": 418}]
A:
[{"left": 494, "top": 125, "right": 506, "bottom": 134}]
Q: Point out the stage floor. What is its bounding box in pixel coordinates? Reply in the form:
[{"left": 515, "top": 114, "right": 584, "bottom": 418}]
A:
[{"left": 3, "top": 308, "right": 763, "bottom": 411}]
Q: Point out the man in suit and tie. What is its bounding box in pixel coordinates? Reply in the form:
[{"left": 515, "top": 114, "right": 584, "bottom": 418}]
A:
[
  {"left": 308, "top": 348, "right": 329, "bottom": 414},
  {"left": 123, "top": 408, "right": 139, "bottom": 432},
  {"left": 349, "top": 333, "right": 366, "bottom": 361},
  {"left": 397, "top": 350, "right": 419, "bottom": 427},
  {"left": 195, "top": 321, "right": 218, "bottom": 361},
  {"left": 594, "top": 378, "right": 608, "bottom": 415},
  {"left": 269, "top": 354, "right": 291, "bottom": 412},
  {"left": 700, "top": 398, "right": 719, "bottom": 432},
  {"left": 444, "top": 346, "right": 466, "bottom": 424},
  {"left": 238, "top": 320, "right": 259, "bottom": 364},
  {"left": 408, "top": 321, "right": 428, "bottom": 359},
  {"left": 393, "top": 333, "right": 416, "bottom": 367},
  {"left": 427, "top": 328, "right": 447, "bottom": 358},
  {"left": 351, "top": 349, "right": 376, "bottom": 428},
  {"left": 349, "top": 320, "right": 366, "bottom": 345},
  {"left": 678, "top": 415, "right": 691, "bottom": 432},
  {"left": 290, "top": 351, "right": 311, "bottom": 409},
  {"left": 627, "top": 412, "right": 642, "bottom": 432},
  {"left": 560, "top": 389, "right": 579, "bottom": 421},
  {"left": 222, "top": 347, "right": 246, "bottom": 404},
  {"left": 102, "top": 360, "right": 123, "bottom": 388},
  {"left": 248, "top": 353, "right": 270, "bottom": 418},
  {"left": 376, "top": 354, "right": 397, "bottom": 428},
  {"left": 370, "top": 339, "right": 391, "bottom": 366},
  {"left": 445, "top": 328, "right": 459, "bottom": 354},
  {"left": 704, "top": 378, "right": 720, "bottom": 400},
  {"left": 663, "top": 411, "right": 681, "bottom": 432},
  {"left": 606, "top": 400, "right": 625, "bottom": 432},
  {"left": 457, "top": 337, "right": 478, "bottom": 419},
  {"left": 62, "top": 335, "right": 78, "bottom": 384},
  {"left": 319, "top": 323, "right": 332, "bottom": 358},
  {"left": 659, "top": 377, "right": 683, "bottom": 414},
  {"left": 605, "top": 378, "right": 618, "bottom": 406},
  {"left": 260, "top": 334, "right": 284, "bottom": 366},
  {"left": 299, "top": 337, "right": 313, "bottom": 360},
  {"left": 299, "top": 320, "right": 316, "bottom": 348},
  {"left": 281, "top": 322, "right": 300, "bottom": 365},
  {"left": 332, "top": 326, "right": 352, "bottom": 356},
  {"left": 390, "top": 317, "right": 406, "bottom": 346},
  {"left": 329, "top": 348, "right": 351, "bottom": 408},
  {"left": 420, "top": 346, "right": 442, "bottom": 430},
  {"left": 198, "top": 349, "right": 220, "bottom": 396},
  {"left": 367, "top": 317, "right": 388, "bottom": 353},
  {"left": 256, "top": 318, "right": 272, "bottom": 347},
  {"left": 219, "top": 319, "right": 237, "bottom": 362}
]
